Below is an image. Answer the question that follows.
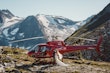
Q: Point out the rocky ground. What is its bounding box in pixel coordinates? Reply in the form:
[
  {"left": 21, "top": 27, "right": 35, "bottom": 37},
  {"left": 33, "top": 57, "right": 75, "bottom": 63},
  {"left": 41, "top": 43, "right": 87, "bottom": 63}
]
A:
[
  {"left": 29, "top": 60, "right": 110, "bottom": 73},
  {"left": 0, "top": 47, "right": 110, "bottom": 73}
]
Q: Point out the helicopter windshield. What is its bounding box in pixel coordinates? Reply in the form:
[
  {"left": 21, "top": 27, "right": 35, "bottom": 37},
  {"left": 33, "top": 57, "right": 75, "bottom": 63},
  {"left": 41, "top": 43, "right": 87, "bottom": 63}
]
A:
[
  {"left": 35, "top": 46, "right": 39, "bottom": 52},
  {"left": 30, "top": 45, "right": 39, "bottom": 52},
  {"left": 39, "top": 46, "right": 50, "bottom": 52}
]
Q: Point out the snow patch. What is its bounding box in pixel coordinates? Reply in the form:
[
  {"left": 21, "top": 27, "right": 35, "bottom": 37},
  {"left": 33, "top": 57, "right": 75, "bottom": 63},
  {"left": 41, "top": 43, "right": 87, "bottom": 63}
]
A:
[
  {"left": 45, "top": 16, "right": 57, "bottom": 25},
  {"left": 37, "top": 15, "right": 50, "bottom": 27},
  {"left": 7, "top": 37, "right": 15, "bottom": 40},
  {"left": 9, "top": 44, "right": 12, "bottom": 47},
  {"left": 19, "top": 33, "right": 24, "bottom": 37},
  {"left": 10, "top": 28, "right": 19, "bottom": 35},
  {"left": 3, "top": 28, "right": 9, "bottom": 37},
  {"left": 1, "top": 17, "right": 23, "bottom": 29},
  {"left": 57, "top": 19, "right": 65, "bottom": 24}
]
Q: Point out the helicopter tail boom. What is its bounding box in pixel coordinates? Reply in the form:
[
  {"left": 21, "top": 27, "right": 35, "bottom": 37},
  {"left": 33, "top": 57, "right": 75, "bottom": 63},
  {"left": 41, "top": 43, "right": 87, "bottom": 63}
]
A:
[{"left": 65, "top": 35, "right": 103, "bottom": 55}]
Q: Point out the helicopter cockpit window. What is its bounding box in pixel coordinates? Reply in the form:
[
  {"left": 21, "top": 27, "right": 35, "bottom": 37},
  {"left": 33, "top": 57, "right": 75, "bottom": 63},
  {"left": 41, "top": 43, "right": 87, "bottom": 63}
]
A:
[
  {"left": 29, "top": 45, "right": 38, "bottom": 52},
  {"left": 39, "top": 46, "right": 50, "bottom": 52},
  {"left": 35, "top": 46, "right": 39, "bottom": 53}
]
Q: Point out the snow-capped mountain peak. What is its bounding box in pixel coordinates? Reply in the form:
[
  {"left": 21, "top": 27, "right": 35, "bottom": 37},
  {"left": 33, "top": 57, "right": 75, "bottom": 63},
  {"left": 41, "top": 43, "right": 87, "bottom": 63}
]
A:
[
  {"left": 1, "top": 9, "right": 14, "bottom": 18},
  {"left": 36, "top": 14, "right": 78, "bottom": 41},
  {"left": 0, "top": 9, "right": 24, "bottom": 28},
  {"left": 37, "top": 14, "right": 50, "bottom": 27},
  {"left": 1, "top": 16, "right": 23, "bottom": 29}
]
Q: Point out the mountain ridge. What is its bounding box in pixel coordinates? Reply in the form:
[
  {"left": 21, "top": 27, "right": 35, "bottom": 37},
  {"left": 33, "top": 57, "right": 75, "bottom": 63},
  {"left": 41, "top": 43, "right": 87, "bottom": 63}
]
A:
[
  {"left": 65, "top": 3, "right": 110, "bottom": 61},
  {"left": 0, "top": 11, "right": 81, "bottom": 49}
]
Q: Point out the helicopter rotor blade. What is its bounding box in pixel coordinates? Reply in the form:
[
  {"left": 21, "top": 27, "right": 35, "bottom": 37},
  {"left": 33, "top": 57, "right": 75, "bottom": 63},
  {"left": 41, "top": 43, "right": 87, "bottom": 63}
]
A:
[
  {"left": 9, "top": 36, "right": 44, "bottom": 43},
  {"left": 70, "top": 37, "right": 95, "bottom": 41}
]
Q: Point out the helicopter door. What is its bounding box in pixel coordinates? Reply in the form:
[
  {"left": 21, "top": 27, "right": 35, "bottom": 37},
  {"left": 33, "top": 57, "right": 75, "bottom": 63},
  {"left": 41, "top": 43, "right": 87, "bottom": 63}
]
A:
[{"left": 39, "top": 46, "right": 48, "bottom": 57}]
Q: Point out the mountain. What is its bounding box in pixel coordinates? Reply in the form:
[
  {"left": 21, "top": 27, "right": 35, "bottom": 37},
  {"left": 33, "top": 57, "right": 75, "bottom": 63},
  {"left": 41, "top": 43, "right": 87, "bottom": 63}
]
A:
[
  {"left": 0, "top": 9, "right": 14, "bottom": 23},
  {"left": 0, "top": 10, "right": 81, "bottom": 50},
  {"left": 36, "top": 14, "right": 79, "bottom": 41},
  {"left": 65, "top": 3, "right": 110, "bottom": 61},
  {"left": 0, "top": 8, "right": 99, "bottom": 50},
  {"left": 0, "top": 16, "right": 47, "bottom": 49},
  {"left": 65, "top": 3, "right": 110, "bottom": 43},
  {"left": 0, "top": 10, "right": 23, "bottom": 29}
]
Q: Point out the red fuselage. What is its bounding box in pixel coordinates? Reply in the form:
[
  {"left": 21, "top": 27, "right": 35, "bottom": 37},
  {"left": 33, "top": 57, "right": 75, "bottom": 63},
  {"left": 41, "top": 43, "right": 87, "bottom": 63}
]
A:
[{"left": 28, "top": 41, "right": 98, "bottom": 58}]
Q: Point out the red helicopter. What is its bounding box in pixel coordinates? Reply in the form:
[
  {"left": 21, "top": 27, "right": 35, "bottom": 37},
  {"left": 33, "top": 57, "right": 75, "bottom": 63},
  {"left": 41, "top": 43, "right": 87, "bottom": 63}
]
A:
[
  {"left": 10, "top": 35, "right": 103, "bottom": 59},
  {"left": 27, "top": 35, "right": 103, "bottom": 59}
]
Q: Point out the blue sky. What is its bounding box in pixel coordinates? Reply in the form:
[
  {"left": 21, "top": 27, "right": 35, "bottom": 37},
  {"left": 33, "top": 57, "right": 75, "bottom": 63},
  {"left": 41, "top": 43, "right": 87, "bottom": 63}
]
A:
[{"left": 0, "top": 0, "right": 109, "bottom": 21}]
